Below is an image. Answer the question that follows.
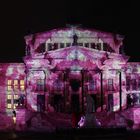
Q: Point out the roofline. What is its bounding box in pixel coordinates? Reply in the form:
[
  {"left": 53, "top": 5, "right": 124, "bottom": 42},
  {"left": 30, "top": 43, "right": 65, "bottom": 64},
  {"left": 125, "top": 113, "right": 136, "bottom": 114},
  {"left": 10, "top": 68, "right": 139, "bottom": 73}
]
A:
[{"left": 24, "top": 26, "right": 124, "bottom": 39}]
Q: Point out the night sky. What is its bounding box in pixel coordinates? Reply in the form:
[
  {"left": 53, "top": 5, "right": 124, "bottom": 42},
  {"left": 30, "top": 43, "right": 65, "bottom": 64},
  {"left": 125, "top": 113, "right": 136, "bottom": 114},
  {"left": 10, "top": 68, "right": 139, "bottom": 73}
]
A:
[{"left": 0, "top": 1, "right": 140, "bottom": 62}]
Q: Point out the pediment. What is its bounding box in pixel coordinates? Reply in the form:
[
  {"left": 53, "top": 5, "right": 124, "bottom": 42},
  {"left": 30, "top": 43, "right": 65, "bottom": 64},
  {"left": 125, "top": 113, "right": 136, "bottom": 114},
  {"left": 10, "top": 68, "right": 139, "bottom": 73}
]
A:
[
  {"left": 24, "top": 45, "right": 128, "bottom": 70},
  {"left": 44, "top": 46, "right": 106, "bottom": 70},
  {"left": 44, "top": 46, "right": 128, "bottom": 70}
]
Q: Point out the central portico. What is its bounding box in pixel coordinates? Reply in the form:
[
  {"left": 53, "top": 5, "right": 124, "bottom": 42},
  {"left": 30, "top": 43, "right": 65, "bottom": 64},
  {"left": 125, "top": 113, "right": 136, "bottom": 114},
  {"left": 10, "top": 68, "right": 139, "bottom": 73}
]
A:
[{"left": 24, "top": 27, "right": 128, "bottom": 113}]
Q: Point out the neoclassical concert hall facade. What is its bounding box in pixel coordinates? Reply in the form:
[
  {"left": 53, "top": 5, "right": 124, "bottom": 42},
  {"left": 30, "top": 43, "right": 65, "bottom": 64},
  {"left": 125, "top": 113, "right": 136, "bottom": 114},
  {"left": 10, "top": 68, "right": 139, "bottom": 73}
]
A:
[{"left": 0, "top": 27, "right": 140, "bottom": 113}]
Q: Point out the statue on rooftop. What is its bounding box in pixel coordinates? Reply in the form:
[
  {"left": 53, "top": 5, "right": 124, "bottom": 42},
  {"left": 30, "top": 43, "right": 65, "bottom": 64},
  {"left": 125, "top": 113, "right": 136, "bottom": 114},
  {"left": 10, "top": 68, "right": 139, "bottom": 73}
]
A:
[{"left": 72, "top": 34, "right": 78, "bottom": 46}]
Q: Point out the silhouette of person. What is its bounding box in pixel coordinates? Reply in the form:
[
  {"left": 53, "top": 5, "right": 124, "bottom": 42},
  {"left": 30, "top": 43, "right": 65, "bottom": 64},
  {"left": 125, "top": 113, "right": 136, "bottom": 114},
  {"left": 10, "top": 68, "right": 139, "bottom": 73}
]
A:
[{"left": 12, "top": 110, "right": 16, "bottom": 117}]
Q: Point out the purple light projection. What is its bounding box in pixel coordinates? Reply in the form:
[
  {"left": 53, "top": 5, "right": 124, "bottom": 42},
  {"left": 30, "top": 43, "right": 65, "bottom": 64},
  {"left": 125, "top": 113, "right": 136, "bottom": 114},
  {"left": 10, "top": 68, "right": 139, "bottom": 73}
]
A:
[{"left": 0, "top": 27, "right": 140, "bottom": 131}]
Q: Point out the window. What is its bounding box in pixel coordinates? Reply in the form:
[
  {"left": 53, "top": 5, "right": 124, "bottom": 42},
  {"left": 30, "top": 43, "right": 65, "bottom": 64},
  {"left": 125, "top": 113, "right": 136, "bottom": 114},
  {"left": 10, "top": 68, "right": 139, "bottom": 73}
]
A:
[
  {"left": 14, "top": 95, "right": 19, "bottom": 100},
  {"left": 6, "top": 79, "right": 25, "bottom": 109},
  {"left": 96, "top": 43, "right": 101, "bottom": 50},
  {"left": 138, "top": 79, "right": 140, "bottom": 90},
  {"left": 108, "top": 79, "right": 114, "bottom": 91},
  {"left": 91, "top": 43, "right": 96, "bottom": 49},
  {"left": 7, "top": 97, "right": 12, "bottom": 109},
  {"left": 103, "top": 43, "right": 108, "bottom": 51},
  {"left": 35, "top": 43, "right": 46, "bottom": 53},
  {"left": 7, "top": 95, "right": 12, "bottom": 100},
  {"left": 36, "top": 79, "right": 44, "bottom": 91},
  {"left": 103, "top": 43, "right": 114, "bottom": 52},
  {"left": 8, "top": 80, "right": 12, "bottom": 85},
  {"left": 7, "top": 104, "right": 12, "bottom": 109},
  {"left": 47, "top": 43, "right": 52, "bottom": 51},
  {"left": 132, "top": 79, "right": 137, "bottom": 90},
  {"left": 89, "top": 79, "right": 96, "bottom": 91},
  {"left": 66, "top": 43, "right": 71, "bottom": 47},
  {"left": 7, "top": 80, "right": 12, "bottom": 91},
  {"left": 20, "top": 80, "right": 25, "bottom": 91},
  {"left": 54, "top": 79, "right": 63, "bottom": 91},
  {"left": 126, "top": 76, "right": 131, "bottom": 91},
  {"left": 7, "top": 80, "right": 13, "bottom": 109},
  {"left": 53, "top": 43, "right": 58, "bottom": 50},
  {"left": 84, "top": 43, "right": 89, "bottom": 48},
  {"left": 14, "top": 80, "right": 18, "bottom": 91},
  {"left": 60, "top": 43, "right": 64, "bottom": 48}
]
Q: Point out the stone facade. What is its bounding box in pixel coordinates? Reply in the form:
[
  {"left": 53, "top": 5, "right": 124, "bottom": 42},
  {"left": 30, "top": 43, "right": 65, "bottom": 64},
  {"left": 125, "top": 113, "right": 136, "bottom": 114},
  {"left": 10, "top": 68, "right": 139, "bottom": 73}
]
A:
[{"left": 0, "top": 27, "right": 140, "bottom": 113}]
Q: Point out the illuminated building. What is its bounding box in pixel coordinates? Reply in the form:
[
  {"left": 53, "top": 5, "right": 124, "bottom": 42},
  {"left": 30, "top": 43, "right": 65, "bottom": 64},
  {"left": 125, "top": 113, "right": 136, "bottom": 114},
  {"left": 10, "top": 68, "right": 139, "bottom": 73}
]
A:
[{"left": 0, "top": 27, "right": 140, "bottom": 114}]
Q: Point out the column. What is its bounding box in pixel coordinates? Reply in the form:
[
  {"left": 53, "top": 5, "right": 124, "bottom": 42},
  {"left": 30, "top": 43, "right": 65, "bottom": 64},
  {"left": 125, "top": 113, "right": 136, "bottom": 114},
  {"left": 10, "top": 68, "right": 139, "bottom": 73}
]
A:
[
  {"left": 63, "top": 71, "right": 66, "bottom": 112},
  {"left": 100, "top": 71, "right": 103, "bottom": 111},
  {"left": 81, "top": 70, "right": 84, "bottom": 113},
  {"left": 119, "top": 71, "right": 122, "bottom": 111}
]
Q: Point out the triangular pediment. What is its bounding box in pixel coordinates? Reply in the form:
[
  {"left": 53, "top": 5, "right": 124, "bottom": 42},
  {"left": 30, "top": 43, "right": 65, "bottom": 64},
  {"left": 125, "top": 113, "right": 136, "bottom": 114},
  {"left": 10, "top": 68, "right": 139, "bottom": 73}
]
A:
[
  {"left": 44, "top": 46, "right": 129, "bottom": 70},
  {"left": 24, "top": 45, "right": 129, "bottom": 70},
  {"left": 44, "top": 46, "right": 105, "bottom": 70}
]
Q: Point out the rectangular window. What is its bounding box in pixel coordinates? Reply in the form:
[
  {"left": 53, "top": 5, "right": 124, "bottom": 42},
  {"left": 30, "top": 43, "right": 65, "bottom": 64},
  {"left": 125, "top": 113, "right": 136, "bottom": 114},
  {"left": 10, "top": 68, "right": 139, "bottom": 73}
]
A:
[
  {"left": 132, "top": 79, "right": 137, "bottom": 90},
  {"left": 126, "top": 76, "right": 131, "bottom": 91},
  {"left": 54, "top": 79, "right": 63, "bottom": 91},
  {"left": 7, "top": 104, "right": 12, "bottom": 109},
  {"left": 53, "top": 43, "right": 58, "bottom": 50},
  {"left": 14, "top": 99, "right": 18, "bottom": 104},
  {"left": 14, "top": 95, "right": 18, "bottom": 100},
  {"left": 14, "top": 80, "right": 18, "bottom": 85},
  {"left": 47, "top": 43, "right": 52, "bottom": 51},
  {"left": 20, "top": 80, "right": 25, "bottom": 91},
  {"left": 89, "top": 79, "right": 96, "bottom": 91},
  {"left": 91, "top": 43, "right": 96, "bottom": 49},
  {"left": 60, "top": 43, "right": 64, "bottom": 48},
  {"left": 103, "top": 43, "right": 108, "bottom": 51},
  {"left": 7, "top": 86, "right": 12, "bottom": 91},
  {"left": 36, "top": 79, "right": 44, "bottom": 91},
  {"left": 84, "top": 43, "right": 89, "bottom": 48},
  {"left": 7, "top": 79, "right": 24, "bottom": 109},
  {"left": 7, "top": 99, "right": 12, "bottom": 104},
  {"left": 7, "top": 80, "right": 12, "bottom": 91},
  {"left": 66, "top": 43, "right": 71, "bottom": 47},
  {"left": 20, "top": 86, "right": 25, "bottom": 91},
  {"left": 7, "top": 89, "right": 12, "bottom": 109},
  {"left": 14, "top": 80, "right": 18, "bottom": 91},
  {"left": 108, "top": 79, "right": 113, "bottom": 91},
  {"left": 8, "top": 80, "right": 12, "bottom": 85},
  {"left": 96, "top": 43, "right": 101, "bottom": 50},
  {"left": 138, "top": 79, "right": 140, "bottom": 90},
  {"left": 7, "top": 95, "right": 12, "bottom": 100}
]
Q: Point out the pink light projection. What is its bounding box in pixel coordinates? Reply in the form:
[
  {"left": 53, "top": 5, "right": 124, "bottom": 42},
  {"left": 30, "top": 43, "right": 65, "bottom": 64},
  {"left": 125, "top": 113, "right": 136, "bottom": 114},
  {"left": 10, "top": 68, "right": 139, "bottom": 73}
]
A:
[{"left": 1, "top": 27, "right": 140, "bottom": 131}]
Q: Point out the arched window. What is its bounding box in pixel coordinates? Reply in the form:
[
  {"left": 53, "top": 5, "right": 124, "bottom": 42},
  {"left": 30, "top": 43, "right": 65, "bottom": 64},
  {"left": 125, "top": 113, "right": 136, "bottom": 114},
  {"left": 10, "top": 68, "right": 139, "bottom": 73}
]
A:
[
  {"left": 36, "top": 79, "right": 44, "bottom": 91},
  {"left": 108, "top": 79, "right": 114, "bottom": 91}
]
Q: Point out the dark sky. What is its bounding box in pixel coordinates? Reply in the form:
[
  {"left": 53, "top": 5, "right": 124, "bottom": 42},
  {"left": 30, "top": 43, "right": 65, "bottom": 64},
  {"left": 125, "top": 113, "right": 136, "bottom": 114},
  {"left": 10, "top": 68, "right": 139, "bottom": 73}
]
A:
[{"left": 0, "top": 1, "right": 140, "bottom": 62}]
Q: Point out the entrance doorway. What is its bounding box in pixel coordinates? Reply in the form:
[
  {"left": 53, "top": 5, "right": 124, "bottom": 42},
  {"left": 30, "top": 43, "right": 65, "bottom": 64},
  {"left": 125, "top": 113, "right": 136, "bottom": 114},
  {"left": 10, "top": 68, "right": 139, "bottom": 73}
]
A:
[
  {"left": 53, "top": 94, "right": 63, "bottom": 112},
  {"left": 71, "top": 94, "right": 80, "bottom": 112},
  {"left": 70, "top": 79, "right": 81, "bottom": 92},
  {"left": 37, "top": 95, "right": 45, "bottom": 112},
  {"left": 90, "top": 94, "right": 97, "bottom": 112},
  {"left": 108, "top": 94, "right": 113, "bottom": 111}
]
